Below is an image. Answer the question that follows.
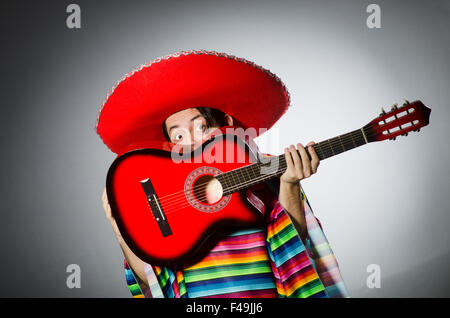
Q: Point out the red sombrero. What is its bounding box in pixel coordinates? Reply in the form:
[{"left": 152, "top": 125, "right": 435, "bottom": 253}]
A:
[{"left": 96, "top": 50, "right": 291, "bottom": 154}]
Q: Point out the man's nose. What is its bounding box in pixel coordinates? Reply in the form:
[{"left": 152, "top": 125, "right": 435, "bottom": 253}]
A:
[{"left": 191, "top": 128, "right": 204, "bottom": 143}]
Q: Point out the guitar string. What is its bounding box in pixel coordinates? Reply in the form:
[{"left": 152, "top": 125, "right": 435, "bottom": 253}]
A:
[
  {"left": 136, "top": 125, "right": 384, "bottom": 216},
  {"left": 152, "top": 126, "right": 373, "bottom": 209},
  {"left": 160, "top": 161, "right": 287, "bottom": 212},
  {"left": 154, "top": 126, "right": 372, "bottom": 206},
  {"left": 125, "top": 124, "right": 377, "bottom": 220},
  {"left": 171, "top": 115, "right": 418, "bottom": 210},
  {"left": 151, "top": 109, "right": 415, "bottom": 206},
  {"left": 149, "top": 128, "right": 371, "bottom": 213},
  {"left": 159, "top": 160, "right": 290, "bottom": 215},
  {"left": 136, "top": 119, "right": 418, "bottom": 216},
  {"left": 156, "top": 142, "right": 351, "bottom": 211},
  {"left": 158, "top": 126, "right": 372, "bottom": 215},
  {"left": 160, "top": 124, "right": 374, "bottom": 211},
  {"left": 157, "top": 126, "right": 373, "bottom": 215}
]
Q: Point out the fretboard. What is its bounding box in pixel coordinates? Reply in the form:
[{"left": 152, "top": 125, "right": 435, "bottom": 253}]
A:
[{"left": 216, "top": 128, "right": 369, "bottom": 196}]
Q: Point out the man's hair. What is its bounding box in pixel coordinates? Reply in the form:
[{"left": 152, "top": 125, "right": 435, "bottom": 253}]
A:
[{"left": 162, "top": 107, "right": 228, "bottom": 142}]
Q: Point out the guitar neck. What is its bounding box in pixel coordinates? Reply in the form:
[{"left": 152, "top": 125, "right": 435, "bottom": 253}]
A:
[
  {"left": 217, "top": 127, "right": 370, "bottom": 196},
  {"left": 303, "top": 127, "right": 369, "bottom": 161}
]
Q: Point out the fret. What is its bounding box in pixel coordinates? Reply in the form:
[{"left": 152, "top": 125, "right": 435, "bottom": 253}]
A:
[
  {"left": 228, "top": 170, "right": 237, "bottom": 191},
  {"left": 315, "top": 143, "right": 326, "bottom": 160},
  {"left": 326, "top": 139, "right": 335, "bottom": 156},
  {"left": 222, "top": 159, "right": 282, "bottom": 195},
  {"left": 313, "top": 143, "right": 325, "bottom": 161},
  {"left": 340, "top": 131, "right": 357, "bottom": 152},
  {"left": 353, "top": 130, "right": 365, "bottom": 147},
  {"left": 220, "top": 127, "right": 370, "bottom": 195},
  {"left": 237, "top": 168, "right": 247, "bottom": 187},
  {"left": 315, "top": 142, "right": 328, "bottom": 160},
  {"left": 350, "top": 132, "right": 357, "bottom": 148},
  {"left": 252, "top": 161, "right": 261, "bottom": 179},
  {"left": 221, "top": 171, "right": 235, "bottom": 196},
  {"left": 244, "top": 162, "right": 251, "bottom": 182},
  {"left": 338, "top": 135, "right": 346, "bottom": 152},
  {"left": 317, "top": 140, "right": 333, "bottom": 160},
  {"left": 231, "top": 168, "right": 239, "bottom": 188},
  {"left": 360, "top": 128, "right": 369, "bottom": 144},
  {"left": 227, "top": 171, "right": 234, "bottom": 190},
  {"left": 329, "top": 136, "right": 345, "bottom": 155},
  {"left": 235, "top": 167, "right": 243, "bottom": 187},
  {"left": 345, "top": 133, "right": 355, "bottom": 149},
  {"left": 261, "top": 156, "right": 281, "bottom": 177}
]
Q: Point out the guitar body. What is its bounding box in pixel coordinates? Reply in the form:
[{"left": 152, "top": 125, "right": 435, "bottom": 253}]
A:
[
  {"left": 106, "top": 134, "right": 264, "bottom": 267},
  {"left": 106, "top": 100, "right": 431, "bottom": 267}
]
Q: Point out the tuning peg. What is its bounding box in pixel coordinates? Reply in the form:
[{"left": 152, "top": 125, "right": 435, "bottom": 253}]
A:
[
  {"left": 402, "top": 132, "right": 408, "bottom": 136},
  {"left": 402, "top": 98, "right": 410, "bottom": 105},
  {"left": 391, "top": 104, "right": 398, "bottom": 111},
  {"left": 380, "top": 107, "right": 386, "bottom": 116}
]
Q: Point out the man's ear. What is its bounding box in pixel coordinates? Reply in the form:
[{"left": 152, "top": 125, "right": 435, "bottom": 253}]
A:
[{"left": 224, "top": 114, "right": 234, "bottom": 126}]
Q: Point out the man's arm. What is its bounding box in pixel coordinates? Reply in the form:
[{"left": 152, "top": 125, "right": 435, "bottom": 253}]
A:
[
  {"left": 279, "top": 181, "right": 307, "bottom": 241},
  {"left": 102, "top": 188, "right": 149, "bottom": 288},
  {"left": 279, "top": 142, "right": 320, "bottom": 242}
]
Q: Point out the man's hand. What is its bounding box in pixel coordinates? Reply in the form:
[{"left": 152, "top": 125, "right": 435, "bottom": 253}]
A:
[
  {"left": 101, "top": 187, "right": 148, "bottom": 287},
  {"left": 279, "top": 142, "right": 319, "bottom": 241},
  {"left": 280, "top": 142, "right": 320, "bottom": 184},
  {"left": 102, "top": 188, "right": 123, "bottom": 241}
]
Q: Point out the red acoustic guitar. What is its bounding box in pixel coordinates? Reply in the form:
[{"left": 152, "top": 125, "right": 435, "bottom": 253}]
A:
[{"left": 106, "top": 100, "right": 431, "bottom": 266}]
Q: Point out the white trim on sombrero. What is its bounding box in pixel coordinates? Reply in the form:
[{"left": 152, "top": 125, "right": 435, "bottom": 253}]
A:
[{"left": 95, "top": 50, "right": 291, "bottom": 143}]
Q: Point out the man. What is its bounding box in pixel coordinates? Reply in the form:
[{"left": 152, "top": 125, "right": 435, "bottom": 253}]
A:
[{"left": 97, "top": 50, "right": 348, "bottom": 298}]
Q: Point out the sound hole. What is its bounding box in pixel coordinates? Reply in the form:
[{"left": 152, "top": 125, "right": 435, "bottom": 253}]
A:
[{"left": 193, "top": 175, "right": 223, "bottom": 204}]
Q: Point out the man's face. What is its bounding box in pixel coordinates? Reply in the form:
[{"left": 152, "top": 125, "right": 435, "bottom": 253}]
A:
[{"left": 165, "top": 108, "right": 211, "bottom": 146}]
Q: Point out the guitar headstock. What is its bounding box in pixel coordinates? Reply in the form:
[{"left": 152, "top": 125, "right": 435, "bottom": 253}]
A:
[{"left": 363, "top": 100, "right": 431, "bottom": 142}]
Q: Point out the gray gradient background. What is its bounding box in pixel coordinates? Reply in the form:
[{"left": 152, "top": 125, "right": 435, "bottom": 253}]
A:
[{"left": 1, "top": 0, "right": 449, "bottom": 297}]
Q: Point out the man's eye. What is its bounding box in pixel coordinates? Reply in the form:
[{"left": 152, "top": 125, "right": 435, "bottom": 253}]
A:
[
  {"left": 196, "top": 124, "right": 206, "bottom": 131},
  {"left": 173, "top": 134, "right": 183, "bottom": 141}
]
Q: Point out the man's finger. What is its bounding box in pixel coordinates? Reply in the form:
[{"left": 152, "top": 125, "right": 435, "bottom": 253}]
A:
[
  {"left": 297, "top": 143, "right": 311, "bottom": 177},
  {"left": 284, "top": 147, "right": 294, "bottom": 171},
  {"left": 289, "top": 144, "right": 303, "bottom": 178},
  {"left": 307, "top": 141, "right": 320, "bottom": 173}
]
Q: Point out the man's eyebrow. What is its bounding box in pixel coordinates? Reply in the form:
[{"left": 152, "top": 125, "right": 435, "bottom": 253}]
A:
[
  {"left": 168, "top": 125, "right": 179, "bottom": 133},
  {"left": 168, "top": 115, "right": 203, "bottom": 133},
  {"left": 190, "top": 114, "right": 202, "bottom": 122}
]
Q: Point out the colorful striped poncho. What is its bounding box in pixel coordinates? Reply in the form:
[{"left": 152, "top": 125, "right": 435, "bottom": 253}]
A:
[{"left": 124, "top": 185, "right": 349, "bottom": 298}]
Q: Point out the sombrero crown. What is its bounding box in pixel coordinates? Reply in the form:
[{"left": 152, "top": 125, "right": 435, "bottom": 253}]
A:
[{"left": 96, "top": 50, "right": 290, "bottom": 154}]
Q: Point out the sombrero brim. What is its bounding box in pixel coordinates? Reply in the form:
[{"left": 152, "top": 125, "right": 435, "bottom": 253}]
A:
[{"left": 96, "top": 50, "right": 290, "bottom": 154}]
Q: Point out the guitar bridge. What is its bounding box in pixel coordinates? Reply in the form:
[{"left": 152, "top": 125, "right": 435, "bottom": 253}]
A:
[{"left": 140, "top": 178, "right": 172, "bottom": 237}]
